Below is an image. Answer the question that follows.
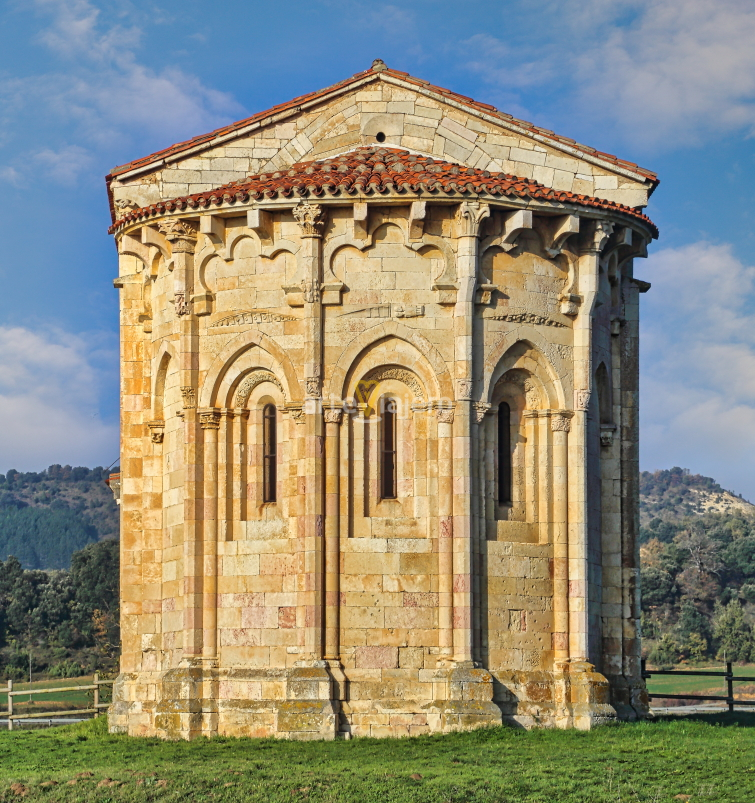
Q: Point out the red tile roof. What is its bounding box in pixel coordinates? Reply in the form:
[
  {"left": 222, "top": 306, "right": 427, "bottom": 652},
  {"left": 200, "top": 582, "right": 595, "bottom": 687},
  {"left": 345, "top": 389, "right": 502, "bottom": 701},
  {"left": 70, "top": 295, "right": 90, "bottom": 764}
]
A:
[
  {"left": 109, "top": 147, "right": 657, "bottom": 238},
  {"left": 106, "top": 61, "right": 657, "bottom": 199}
]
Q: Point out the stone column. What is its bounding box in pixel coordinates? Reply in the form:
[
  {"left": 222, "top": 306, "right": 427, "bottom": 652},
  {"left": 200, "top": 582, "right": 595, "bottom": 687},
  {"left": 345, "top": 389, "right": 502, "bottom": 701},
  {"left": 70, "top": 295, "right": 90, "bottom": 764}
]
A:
[
  {"left": 218, "top": 409, "right": 234, "bottom": 543},
  {"left": 551, "top": 411, "right": 573, "bottom": 663},
  {"left": 294, "top": 202, "right": 326, "bottom": 663},
  {"left": 452, "top": 201, "right": 489, "bottom": 665},
  {"left": 158, "top": 220, "right": 201, "bottom": 658},
  {"left": 199, "top": 408, "right": 221, "bottom": 659},
  {"left": 323, "top": 406, "right": 343, "bottom": 662},
  {"left": 571, "top": 219, "right": 613, "bottom": 662},
  {"left": 232, "top": 408, "right": 249, "bottom": 536},
  {"left": 523, "top": 410, "right": 539, "bottom": 527},
  {"left": 436, "top": 406, "right": 455, "bottom": 660},
  {"left": 472, "top": 402, "right": 490, "bottom": 661}
]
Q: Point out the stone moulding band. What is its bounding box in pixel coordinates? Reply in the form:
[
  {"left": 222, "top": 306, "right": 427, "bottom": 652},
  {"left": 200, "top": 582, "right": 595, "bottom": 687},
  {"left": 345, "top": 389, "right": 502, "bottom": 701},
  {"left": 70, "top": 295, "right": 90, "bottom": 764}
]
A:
[{"left": 234, "top": 370, "right": 284, "bottom": 408}]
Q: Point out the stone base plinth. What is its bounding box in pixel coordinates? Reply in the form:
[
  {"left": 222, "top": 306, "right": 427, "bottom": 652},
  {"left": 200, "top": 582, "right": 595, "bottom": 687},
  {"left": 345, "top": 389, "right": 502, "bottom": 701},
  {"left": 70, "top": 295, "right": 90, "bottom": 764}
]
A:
[
  {"left": 110, "top": 660, "right": 635, "bottom": 738},
  {"left": 109, "top": 661, "right": 338, "bottom": 740},
  {"left": 493, "top": 662, "right": 622, "bottom": 730}
]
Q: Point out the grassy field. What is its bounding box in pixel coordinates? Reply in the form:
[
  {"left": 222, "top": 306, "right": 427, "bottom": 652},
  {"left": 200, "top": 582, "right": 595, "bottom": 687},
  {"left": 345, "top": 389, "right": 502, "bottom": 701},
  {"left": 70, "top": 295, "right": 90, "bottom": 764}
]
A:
[{"left": 0, "top": 714, "right": 754, "bottom": 802}]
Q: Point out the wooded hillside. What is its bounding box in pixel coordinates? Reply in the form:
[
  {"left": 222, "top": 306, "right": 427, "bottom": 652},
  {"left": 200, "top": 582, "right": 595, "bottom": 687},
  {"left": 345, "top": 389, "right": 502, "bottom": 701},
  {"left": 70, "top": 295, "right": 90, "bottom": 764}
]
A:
[
  {"left": 0, "top": 466, "right": 119, "bottom": 570},
  {"left": 639, "top": 467, "right": 755, "bottom": 666}
]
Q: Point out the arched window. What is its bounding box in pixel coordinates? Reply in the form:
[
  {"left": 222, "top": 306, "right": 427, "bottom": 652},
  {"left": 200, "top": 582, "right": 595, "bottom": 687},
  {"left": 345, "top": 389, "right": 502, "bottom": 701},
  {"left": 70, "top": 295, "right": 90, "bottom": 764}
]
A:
[
  {"left": 381, "top": 399, "right": 397, "bottom": 499},
  {"left": 263, "top": 404, "right": 277, "bottom": 503},
  {"left": 498, "top": 402, "right": 512, "bottom": 504}
]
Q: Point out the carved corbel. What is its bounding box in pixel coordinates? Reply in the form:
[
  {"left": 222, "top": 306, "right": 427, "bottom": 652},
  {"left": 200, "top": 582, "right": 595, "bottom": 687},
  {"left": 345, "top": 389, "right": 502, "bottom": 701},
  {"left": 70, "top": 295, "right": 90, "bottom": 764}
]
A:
[
  {"left": 600, "top": 423, "right": 617, "bottom": 447},
  {"left": 542, "top": 214, "right": 580, "bottom": 257},
  {"left": 247, "top": 207, "right": 273, "bottom": 246},
  {"left": 199, "top": 214, "right": 225, "bottom": 246},
  {"left": 119, "top": 233, "right": 151, "bottom": 266},
  {"left": 560, "top": 293, "right": 582, "bottom": 317},
  {"left": 352, "top": 202, "right": 368, "bottom": 240},
  {"left": 147, "top": 420, "right": 165, "bottom": 443},
  {"left": 501, "top": 209, "right": 533, "bottom": 252},
  {"left": 408, "top": 201, "right": 426, "bottom": 241},
  {"left": 141, "top": 225, "right": 171, "bottom": 261}
]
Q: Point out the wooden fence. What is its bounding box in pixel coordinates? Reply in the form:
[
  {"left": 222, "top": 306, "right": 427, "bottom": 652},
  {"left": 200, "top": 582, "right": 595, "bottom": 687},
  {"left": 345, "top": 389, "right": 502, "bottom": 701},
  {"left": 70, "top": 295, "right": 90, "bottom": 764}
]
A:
[
  {"left": 641, "top": 659, "right": 755, "bottom": 711},
  {"left": 4, "top": 674, "right": 114, "bottom": 730}
]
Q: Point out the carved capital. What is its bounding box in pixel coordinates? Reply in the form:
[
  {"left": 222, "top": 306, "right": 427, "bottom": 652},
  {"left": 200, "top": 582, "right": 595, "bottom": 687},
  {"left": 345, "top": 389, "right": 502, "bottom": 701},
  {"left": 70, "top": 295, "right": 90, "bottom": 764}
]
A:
[
  {"left": 456, "top": 378, "right": 473, "bottom": 400},
  {"left": 575, "top": 390, "right": 591, "bottom": 411},
  {"left": 323, "top": 407, "right": 344, "bottom": 425},
  {"left": 551, "top": 411, "right": 574, "bottom": 432},
  {"left": 582, "top": 220, "right": 614, "bottom": 255},
  {"left": 305, "top": 376, "right": 321, "bottom": 398},
  {"left": 293, "top": 202, "right": 324, "bottom": 237},
  {"left": 301, "top": 280, "right": 320, "bottom": 304},
  {"left": 180, "top": 386, "right": 196, "bottom": 409},
  {"left": 199, "top": 408, "right": 221, "bottom": 430},
  {"left": 455, "top": 201, "right": 490, "bottom": 238},
  {"left": 472, "top": 402, "right": 491, "bottom": 423},
  {"left": 147, "top": 420, "right": 165, "bottom": 443},
  {"left": 157, "top": 219, "right": 198, "bottom": 253},
  {"left": 174, "top": 291, "right": 190, "bottom": 316},
  {"left": 284, "top": 404, "right": 304, "bottom": 423},
  {"left": 435, "top": 406, "right": 455, "bottom": 425}
]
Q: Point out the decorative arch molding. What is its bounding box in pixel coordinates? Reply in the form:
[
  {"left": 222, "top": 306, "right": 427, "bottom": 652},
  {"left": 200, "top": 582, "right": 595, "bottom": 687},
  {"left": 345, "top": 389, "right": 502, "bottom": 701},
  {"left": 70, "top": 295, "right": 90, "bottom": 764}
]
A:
[
  {"left": 199, "top": 329, "right": 302, "bottom": 408},
  {"left": 363, "top": 365, "right": 426, "bottom": 401},
  {"left": 328, "top": 320, "right": 452, "bottom": 401},
  {"left": 483, "top": 328, "right": 568, "bottom": 409},
  {"left": 233, "top": 370, "right": 285, "bottom": 408}
]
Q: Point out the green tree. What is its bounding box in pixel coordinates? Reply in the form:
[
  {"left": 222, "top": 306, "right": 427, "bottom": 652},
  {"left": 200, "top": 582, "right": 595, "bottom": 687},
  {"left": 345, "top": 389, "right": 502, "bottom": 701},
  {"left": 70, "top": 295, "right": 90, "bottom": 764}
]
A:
[
  {"left": 70, "top": 539, "right": 119, "bottom": 648},
  {"left": 713, "top": 600, "right": 755, "bottom": 663}
]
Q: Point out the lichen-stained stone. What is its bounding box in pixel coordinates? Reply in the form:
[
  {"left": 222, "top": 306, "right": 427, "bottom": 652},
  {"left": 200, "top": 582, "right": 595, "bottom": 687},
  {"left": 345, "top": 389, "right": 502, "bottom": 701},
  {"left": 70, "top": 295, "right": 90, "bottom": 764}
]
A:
[{"left": 107, "top": 61, "right": 657, "bottom": 739}]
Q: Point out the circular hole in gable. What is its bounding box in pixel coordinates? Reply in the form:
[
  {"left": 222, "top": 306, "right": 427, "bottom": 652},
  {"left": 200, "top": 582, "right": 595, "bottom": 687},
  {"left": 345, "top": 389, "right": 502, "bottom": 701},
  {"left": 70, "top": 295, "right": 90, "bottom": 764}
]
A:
[{"left": 375, "top": 132, "right": 386, "bottom": 143}]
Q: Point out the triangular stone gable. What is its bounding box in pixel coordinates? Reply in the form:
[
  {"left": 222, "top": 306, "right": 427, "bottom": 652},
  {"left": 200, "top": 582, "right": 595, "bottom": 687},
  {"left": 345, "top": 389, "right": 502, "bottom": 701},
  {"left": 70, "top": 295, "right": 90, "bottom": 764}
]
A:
[{"left": 109, "top": 66, "right": 656, "bottom": 218}]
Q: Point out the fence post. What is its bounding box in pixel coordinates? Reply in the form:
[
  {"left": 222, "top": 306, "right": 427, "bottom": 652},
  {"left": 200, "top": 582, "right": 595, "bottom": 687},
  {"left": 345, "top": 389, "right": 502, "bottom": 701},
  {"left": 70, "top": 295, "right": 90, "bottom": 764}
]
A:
[
  {"left": 93, "top": 672, "right": 99, "bottom": 719},
  {"left": 726, "top": 661, "right": 734, "bottom": 713},
  {"left": 641, "top": 658, "right": 647, "bottom": 680},
  {"left": 7, "top": 680, "right": 12, "bottom": 731}
]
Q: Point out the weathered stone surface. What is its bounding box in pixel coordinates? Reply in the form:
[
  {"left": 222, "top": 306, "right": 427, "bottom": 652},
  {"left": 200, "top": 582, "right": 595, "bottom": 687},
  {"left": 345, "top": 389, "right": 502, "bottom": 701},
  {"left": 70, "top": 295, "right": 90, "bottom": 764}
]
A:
[{"left": 109, "top": 65, "right": 655, "bottom": 739}]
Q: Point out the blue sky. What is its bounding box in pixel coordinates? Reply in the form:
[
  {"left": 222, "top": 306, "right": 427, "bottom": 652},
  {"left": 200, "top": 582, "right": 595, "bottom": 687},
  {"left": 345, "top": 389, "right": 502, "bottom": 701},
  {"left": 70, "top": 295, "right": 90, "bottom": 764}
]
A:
[{"left": 1, "top": 0, "right": 755, "bottom": 497}]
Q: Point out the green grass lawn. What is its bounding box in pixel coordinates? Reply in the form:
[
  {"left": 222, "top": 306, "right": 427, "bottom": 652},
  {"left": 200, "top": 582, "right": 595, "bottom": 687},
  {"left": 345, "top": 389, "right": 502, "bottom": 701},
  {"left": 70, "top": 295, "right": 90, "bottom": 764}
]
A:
[{"left": 0, "top": 714, "right": 754, "bottom": 802}]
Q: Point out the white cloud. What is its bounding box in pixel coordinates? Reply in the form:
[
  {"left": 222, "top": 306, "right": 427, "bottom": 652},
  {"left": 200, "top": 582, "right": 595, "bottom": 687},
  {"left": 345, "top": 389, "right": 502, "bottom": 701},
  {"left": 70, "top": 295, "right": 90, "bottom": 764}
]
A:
[
  {"left": 640, "top": 241, "right": 755, "bottom": 498},
  {"left": 463, "top": 0, "right": 755, "bottom": 147},
  {"left": 0, "top": 326, "right": 118, "bottom": 472},
  {"left": 33, "top": 144, "right": 92, "bottom": 184},
  {"left": 0, "top": 0, "right": 244, "bottom": 181}
]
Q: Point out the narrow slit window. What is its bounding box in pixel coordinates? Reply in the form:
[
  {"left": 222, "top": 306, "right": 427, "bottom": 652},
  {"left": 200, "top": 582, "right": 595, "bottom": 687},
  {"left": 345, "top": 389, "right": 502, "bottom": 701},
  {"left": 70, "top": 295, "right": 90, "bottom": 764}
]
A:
[
  {"left": 381, "top": 400, "right": 397, "bottom": 499},
  {"left": 263, "top": 404, "right": 277, "bottom": 503},
  {"left": 498, "top": 402, "right": 512, "bottom": 504}
]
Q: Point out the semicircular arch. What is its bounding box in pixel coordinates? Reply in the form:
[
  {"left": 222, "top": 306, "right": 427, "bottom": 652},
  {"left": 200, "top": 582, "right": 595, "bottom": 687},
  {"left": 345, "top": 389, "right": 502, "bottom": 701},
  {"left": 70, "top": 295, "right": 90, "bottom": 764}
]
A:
[
  {"left": 199, "top": 329, "right": 302, "bottom": 408},
  {"left": 483, "top": 328, "right": 568, "bottom": 408},
  {"left": 328, "top": 321, "right": 452, "bottom": 401}
]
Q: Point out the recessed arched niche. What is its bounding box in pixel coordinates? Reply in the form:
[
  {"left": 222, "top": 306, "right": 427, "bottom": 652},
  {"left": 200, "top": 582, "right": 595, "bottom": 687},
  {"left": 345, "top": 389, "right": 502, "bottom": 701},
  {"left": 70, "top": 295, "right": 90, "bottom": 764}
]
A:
[{"left": 483, "top": 232, "right": 569, "bottom": 314}]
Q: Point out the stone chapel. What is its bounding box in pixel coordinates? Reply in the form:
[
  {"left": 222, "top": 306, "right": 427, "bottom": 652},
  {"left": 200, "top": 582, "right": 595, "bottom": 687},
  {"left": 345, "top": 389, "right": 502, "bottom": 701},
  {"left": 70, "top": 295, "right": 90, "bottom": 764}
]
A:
[{"left": 106, "top": 60, "right": 658, "bottom": 738}]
